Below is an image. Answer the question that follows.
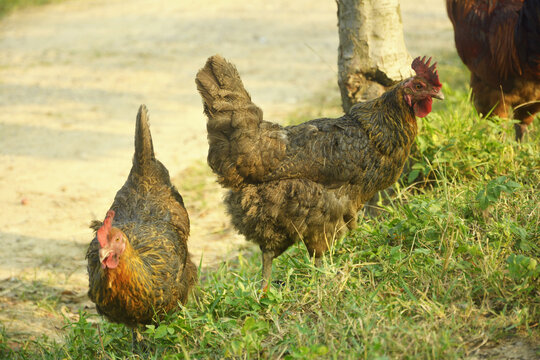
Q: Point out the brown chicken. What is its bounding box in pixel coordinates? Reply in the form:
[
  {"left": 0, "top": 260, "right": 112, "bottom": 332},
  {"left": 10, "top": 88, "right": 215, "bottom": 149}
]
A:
[
  {"left": 447, "top": 0, "right": 540, "bottom": 140},
  {"left": 86, "top": 105, "right": 197, "bottom": 339},
  {"left": 196, "top": 55, "right": 444, "bottom": 289}
]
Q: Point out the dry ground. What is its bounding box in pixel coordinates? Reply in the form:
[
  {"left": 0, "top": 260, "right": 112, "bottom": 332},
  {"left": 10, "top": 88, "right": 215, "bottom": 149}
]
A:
[{"left": 1, "top": 0, "right": 497, "bottom": 349}]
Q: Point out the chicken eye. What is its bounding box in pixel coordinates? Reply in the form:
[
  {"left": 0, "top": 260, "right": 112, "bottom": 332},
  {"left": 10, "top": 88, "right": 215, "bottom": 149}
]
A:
[{"left": 415, "top": 83, "right": 423, "bottom": 90}]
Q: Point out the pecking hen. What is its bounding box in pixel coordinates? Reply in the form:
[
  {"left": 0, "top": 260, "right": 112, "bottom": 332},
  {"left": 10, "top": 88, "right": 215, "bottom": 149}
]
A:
[
  {"left": 446, "top": 0, "right": 540, "bottom": 140},
  {"left": 86, "top": 105, "right": 197, "bottom": 341},
  {"left": 196, "top": 55, "right": 444, "bottom": 289}
]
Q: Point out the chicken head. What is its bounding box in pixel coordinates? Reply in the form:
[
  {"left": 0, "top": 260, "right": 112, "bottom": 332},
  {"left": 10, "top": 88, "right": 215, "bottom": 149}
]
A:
[
  {"left": 403, "top": 56, "right": 445, "bottom": 118},
  {"left": 97, "top": 210, "right": 126, "bottom": 269}
]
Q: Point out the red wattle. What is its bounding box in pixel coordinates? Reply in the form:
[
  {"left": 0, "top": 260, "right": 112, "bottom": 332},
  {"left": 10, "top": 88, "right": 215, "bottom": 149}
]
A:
[
  {"left": 104, "top": 254, "right": 119, "bottom": 269},
  {"left": 413, "top": 97, "right": 433, "bottom": 118}
]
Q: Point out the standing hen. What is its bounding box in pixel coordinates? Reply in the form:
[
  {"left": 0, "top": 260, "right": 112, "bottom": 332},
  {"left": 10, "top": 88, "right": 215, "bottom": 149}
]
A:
[
  {"left": 86, "top": 105, "right": 197, "bottom": 339},
  {"left": 446, "top": 0, "right": 540, "bottom": 140},
  {"left": 196, "top": 55, "right": 444, "bottom": 289}
]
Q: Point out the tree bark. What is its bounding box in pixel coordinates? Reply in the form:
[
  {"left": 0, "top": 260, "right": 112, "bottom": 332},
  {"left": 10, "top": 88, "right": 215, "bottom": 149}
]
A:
[{"left": 337, "top": 0, "right": 412, "bottom": 112}]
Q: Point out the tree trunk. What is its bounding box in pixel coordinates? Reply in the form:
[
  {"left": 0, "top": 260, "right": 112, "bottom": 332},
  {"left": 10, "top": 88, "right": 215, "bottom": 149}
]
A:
[{"left": 337, "top": 0, "right": 412, "bottom": 112}]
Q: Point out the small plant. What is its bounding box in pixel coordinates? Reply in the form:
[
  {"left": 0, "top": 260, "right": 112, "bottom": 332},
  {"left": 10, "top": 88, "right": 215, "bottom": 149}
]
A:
[
  {"left": 506, "top": 254, "right": 539, "bottom": 294},
  {"left": 476, "top": 176, "right": 521, "bottom": 210}
]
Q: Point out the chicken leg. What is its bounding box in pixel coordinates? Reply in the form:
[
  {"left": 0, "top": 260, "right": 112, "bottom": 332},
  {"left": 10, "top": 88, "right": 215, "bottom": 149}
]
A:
[{"left": 261, "top": 251, "right": 274, "bottom": 291}]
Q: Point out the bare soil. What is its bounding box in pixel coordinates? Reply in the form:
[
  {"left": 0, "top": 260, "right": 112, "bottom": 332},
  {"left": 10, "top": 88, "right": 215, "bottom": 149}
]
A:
[{"left": 4, "top": 2, "right": 535, "bottom": 358}]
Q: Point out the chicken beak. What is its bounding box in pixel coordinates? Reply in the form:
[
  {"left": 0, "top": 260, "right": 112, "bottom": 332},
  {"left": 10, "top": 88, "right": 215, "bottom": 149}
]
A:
[
  {"left": 433, "top": 90, "right": 445, "bottom": 100},
  {"left": 99, "top": 247, "right": 113, "bottom": 264}
]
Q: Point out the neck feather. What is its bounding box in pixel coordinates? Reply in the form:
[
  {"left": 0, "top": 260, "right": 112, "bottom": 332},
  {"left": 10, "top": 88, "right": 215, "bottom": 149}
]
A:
[{"left": 350, "top": 84, "right": 418, "bottom": 155}]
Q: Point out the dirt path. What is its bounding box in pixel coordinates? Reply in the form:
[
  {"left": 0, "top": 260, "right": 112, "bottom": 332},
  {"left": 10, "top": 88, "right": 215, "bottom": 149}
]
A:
[{"left": 0, "top": 0, "right": 452, "bottom": 343}]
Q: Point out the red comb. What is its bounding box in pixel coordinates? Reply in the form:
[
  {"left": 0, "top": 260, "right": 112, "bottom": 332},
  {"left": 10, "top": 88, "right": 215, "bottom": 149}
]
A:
[
  {"left": 412, "top": 56, "right": 442, "bottom": 88},
  {"left": 97, "top": 210, "right": 115, "bottom": 247}
]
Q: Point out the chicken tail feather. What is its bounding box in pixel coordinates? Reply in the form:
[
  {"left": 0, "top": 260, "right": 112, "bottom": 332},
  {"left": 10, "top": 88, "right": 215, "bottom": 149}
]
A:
[
  {"left": 195, "top": 55, "right": 263, "bottom": 132},
  {"left": 133, "top": 104, "right": 155, "bottom": 171},
  {"left": 195, "top": 55, "right": 264, "bottom": 188}
]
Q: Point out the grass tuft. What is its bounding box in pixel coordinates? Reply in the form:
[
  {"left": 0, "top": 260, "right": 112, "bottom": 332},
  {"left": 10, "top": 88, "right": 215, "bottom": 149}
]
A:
[{"left": 0, "top": 0, "right": 67, "bottom": 18}]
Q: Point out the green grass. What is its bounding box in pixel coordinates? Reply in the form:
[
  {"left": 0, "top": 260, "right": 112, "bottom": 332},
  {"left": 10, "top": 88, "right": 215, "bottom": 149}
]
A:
[
  {"left": 2, "top": 73, "right": 538, "bottom": 359},
  {"left": 0, "top": 0, "right": 67, "bottom": 18}
]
